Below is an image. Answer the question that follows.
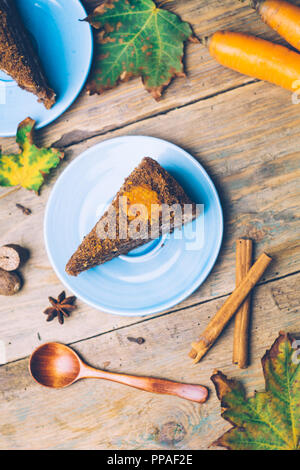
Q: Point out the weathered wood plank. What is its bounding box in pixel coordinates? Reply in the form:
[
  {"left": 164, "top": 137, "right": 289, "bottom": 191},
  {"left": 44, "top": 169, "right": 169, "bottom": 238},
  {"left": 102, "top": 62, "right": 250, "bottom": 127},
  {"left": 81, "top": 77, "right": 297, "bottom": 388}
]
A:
[
  {"left": 1, "top": 0, "right": 300, "bottom": 451},
  {"left": 1, "top": 80, "right": 300, "bottom": 362},
  {"left": 1, "top": 271, "right": 299, "bottom": 450},
  {"left": 0, "top": 0, "right": 294, "bottom": 150}
]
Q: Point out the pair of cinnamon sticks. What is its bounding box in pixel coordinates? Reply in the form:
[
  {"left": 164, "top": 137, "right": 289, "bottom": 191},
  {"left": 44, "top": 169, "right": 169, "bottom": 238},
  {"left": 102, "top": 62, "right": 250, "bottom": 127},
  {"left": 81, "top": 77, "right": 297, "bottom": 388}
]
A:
[{"left": 189, "top": 240, "right": 272, "bottom": 368}]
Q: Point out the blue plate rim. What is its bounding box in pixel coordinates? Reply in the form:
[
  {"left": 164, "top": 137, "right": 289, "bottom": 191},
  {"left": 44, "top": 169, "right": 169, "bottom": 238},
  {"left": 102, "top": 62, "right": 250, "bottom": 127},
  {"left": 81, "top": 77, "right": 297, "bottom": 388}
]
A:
[
  {"left": 44, "top": 135, "right": 224, "bottom": 316},
  {"left": 0, "top": 0, "right": 93, "bottom": 138}
]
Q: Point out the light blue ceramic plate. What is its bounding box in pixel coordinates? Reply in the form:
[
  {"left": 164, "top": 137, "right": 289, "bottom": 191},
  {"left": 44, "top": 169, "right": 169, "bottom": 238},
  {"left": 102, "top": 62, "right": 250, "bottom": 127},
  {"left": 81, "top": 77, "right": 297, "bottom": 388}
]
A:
[
  {"left": 0, "top": 0, "right": 93, "bottom": 137},
  {"left": 45, "top": 136, "right": 223, "bottom": 316}
]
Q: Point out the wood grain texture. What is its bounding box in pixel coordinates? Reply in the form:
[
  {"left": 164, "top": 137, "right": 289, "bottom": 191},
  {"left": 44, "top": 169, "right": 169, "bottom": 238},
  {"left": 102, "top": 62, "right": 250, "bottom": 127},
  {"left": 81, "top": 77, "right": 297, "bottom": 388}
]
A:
[
  {"left": 1, "top": 0, "right": 298, "bottom": 152},
  {"left": 0, "top": 272, "right": 299, "bottom": 450},
  {"left": 0, "top": 80, "right": 299, "bottom": 363},
  {"left": 0, "top": 0, "right": 300, "bottom": 449}
]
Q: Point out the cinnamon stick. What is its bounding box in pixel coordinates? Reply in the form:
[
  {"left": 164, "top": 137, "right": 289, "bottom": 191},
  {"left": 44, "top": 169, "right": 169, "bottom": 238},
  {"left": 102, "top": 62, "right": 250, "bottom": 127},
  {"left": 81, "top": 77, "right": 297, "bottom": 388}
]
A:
[
  {"left": 233, "top": 239, "right": 253, "bottom": 368},
  {"left": 189, "top": 252, "right": 272, "bottom": 364}
]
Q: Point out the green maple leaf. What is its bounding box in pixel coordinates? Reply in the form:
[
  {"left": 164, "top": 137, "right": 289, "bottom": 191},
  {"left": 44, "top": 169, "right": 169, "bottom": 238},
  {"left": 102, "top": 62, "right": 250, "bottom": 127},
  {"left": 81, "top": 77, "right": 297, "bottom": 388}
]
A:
[
  {"left": 0, "top": 118, "right": 64, "bottom": 193},
  {"left": 86, "top": 0, "right": 195, "bottom": 100},
  {"left": 211, "top": 332, "right": 300, "bottom": 450}
]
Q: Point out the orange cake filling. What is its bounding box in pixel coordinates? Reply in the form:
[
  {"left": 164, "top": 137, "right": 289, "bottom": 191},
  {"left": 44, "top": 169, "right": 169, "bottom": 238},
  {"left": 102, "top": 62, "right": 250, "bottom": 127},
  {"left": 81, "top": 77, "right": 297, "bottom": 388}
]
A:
[{"left": 122, "top": 185, "right": 161, "bottom": 220}]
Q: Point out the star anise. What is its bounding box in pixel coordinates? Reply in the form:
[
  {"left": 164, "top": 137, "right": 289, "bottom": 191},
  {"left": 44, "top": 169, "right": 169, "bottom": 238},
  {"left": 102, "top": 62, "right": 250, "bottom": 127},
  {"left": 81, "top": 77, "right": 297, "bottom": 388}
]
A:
[{"left": 44, "top": 291, "right": 77, "bottom": 324}]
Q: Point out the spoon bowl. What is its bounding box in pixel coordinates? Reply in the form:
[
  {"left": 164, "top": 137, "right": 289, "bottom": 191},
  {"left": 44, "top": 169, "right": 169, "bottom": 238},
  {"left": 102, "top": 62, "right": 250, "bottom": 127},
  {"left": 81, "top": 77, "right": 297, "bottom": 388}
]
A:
[
  {"left": 30, "top": 343, "right": 81, "bottom": 388},
  {"left": 29, "top": 342, "right": 209, "bottom": 403}
]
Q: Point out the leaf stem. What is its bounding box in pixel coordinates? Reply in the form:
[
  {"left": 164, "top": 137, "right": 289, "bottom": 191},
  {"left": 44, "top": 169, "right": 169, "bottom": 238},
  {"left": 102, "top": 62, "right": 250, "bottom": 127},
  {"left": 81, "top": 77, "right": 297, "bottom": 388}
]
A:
[{"left": 0, "top": 185, "right": 21, "bottom": 201}]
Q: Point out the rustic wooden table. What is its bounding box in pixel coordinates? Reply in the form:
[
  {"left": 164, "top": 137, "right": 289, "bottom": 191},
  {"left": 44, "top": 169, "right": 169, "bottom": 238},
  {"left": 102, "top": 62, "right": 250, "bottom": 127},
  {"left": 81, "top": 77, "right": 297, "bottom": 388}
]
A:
[{"left": 0, "top": 0, "right": 300, "bottom": 450}]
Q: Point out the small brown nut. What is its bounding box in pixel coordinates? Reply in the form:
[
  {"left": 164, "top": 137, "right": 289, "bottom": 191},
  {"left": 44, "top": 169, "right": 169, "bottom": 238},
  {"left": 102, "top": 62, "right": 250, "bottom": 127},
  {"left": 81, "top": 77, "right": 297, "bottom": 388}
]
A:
[
  {"left": 0, "top": 245, "right": 29, "bottom": 271},
  {"left": 0, "top": 269, "right": 22, "bottom": 296}
]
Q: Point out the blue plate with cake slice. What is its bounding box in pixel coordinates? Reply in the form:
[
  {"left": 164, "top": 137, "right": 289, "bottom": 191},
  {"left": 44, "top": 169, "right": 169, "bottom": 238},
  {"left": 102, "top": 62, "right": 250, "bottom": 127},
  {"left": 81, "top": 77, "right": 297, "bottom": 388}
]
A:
[
  {"left": 0, "top": 0, "right": 93, "bottom": 137},
  {"left": 45, "top": 136, "right": 223, "bottom": 316}
]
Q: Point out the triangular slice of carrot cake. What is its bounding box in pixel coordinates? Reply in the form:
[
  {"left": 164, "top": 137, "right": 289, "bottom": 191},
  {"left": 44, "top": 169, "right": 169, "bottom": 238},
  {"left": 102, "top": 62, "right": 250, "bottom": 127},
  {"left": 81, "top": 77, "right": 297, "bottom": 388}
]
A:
[
  {"left": 0, "top": 0, "right": 55, "bottom": 109},
  {"left": 66, "top": 157, "right": 197, "bottom": 276}
]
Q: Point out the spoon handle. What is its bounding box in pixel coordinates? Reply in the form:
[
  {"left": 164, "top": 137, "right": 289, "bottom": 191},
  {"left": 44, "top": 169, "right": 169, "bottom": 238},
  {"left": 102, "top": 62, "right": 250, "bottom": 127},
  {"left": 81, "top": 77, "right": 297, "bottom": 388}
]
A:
[{"left": 80, "top": 366, "right": 208, "bottom": 403}]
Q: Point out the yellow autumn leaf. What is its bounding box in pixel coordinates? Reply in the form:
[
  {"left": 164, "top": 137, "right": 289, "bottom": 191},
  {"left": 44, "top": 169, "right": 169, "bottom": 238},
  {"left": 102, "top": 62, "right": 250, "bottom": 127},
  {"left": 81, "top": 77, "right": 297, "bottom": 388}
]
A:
[{"left": 0, "top": 118, "right": 64, "bottom": 193}]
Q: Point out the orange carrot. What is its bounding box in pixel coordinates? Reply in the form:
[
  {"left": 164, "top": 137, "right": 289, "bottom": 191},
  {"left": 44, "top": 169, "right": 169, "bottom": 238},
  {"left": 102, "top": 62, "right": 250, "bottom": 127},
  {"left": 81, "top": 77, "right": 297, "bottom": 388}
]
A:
[
  {"left": 250, "top": 0, "right": 300, "bottom": 51},
  {"left": 206, "top": 31, "right": 300, "bottom": 92}
]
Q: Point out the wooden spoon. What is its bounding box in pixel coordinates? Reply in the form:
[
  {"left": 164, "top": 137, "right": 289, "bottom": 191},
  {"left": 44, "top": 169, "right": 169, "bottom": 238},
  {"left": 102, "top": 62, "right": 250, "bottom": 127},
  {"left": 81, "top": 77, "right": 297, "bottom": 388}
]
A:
[{"left": 29, "top": 342, "right": 208, "bottom": 403}]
